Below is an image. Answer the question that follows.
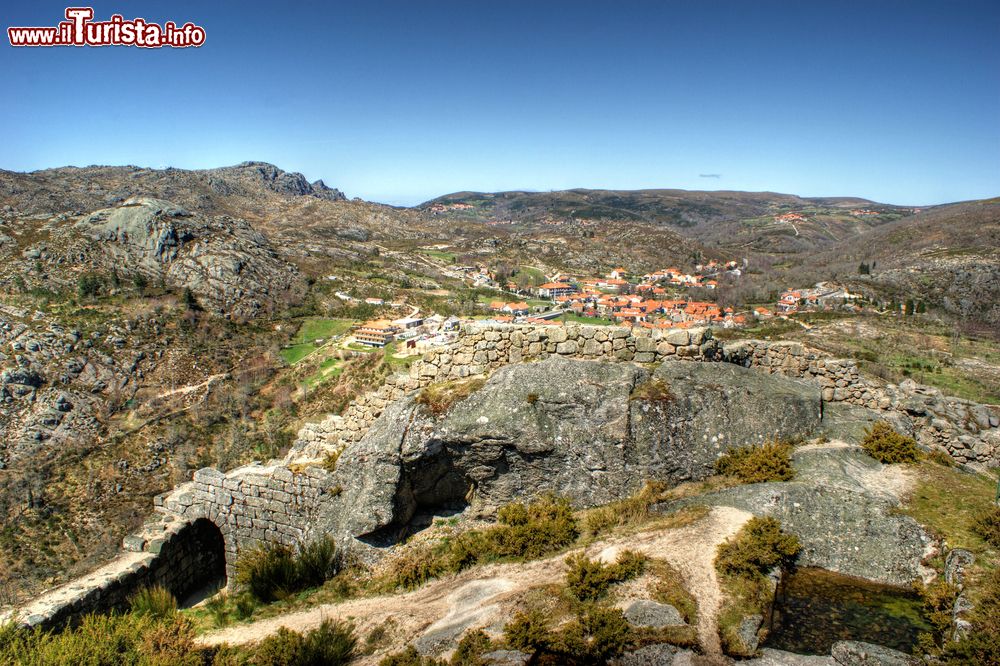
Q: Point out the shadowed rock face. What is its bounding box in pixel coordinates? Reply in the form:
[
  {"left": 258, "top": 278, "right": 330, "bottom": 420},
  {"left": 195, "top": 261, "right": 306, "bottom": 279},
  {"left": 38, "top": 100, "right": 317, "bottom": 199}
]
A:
[{"left": 318, "top": 357, "right": 823, "bottom": 546}]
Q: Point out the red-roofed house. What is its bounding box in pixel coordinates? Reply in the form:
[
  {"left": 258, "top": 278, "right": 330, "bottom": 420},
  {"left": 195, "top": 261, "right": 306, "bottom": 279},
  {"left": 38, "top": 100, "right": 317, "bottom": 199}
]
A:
[{"left": 537, "top": 282, "right": 577, "bottom": 299}]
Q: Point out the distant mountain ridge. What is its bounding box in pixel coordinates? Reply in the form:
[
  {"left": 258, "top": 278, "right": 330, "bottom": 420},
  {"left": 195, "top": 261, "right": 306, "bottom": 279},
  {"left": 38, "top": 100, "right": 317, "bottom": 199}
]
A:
[
  {"left": 418, "top": 187, "right": 921, "bottom": 254},
  {"left": 0, "top": 162, "right": 345, "bottom": 218}
]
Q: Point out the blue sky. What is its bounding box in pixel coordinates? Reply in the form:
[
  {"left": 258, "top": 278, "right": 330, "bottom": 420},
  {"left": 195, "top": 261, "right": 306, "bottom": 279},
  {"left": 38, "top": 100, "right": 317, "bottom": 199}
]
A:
[{"left": 2, "top": 1, "right": 998, "bottom": 205}]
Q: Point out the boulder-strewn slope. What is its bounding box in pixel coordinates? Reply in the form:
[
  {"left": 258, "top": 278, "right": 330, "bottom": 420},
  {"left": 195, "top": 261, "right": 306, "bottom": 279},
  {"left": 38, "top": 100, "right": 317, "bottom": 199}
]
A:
[
  {"left": 73, "top": 197, "right": 305, "bottom": 317},
  {"left": 0, "top": 162, "right": 344, "bottom": 218},
  {"left": 2, "top": 196, "right": 305, "bottom": 318}
]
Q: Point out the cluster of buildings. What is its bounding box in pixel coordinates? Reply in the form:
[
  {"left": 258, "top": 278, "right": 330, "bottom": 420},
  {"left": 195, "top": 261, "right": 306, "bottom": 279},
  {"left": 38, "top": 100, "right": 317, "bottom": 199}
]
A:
[
  {"left": 527, "top": 262, "right": 744, "bottom": 298},
  {"left": 426, "top": 202, "right": 475, "bottom": 214},
  {"left": 353, "top": 314, "right": 460, "bottom": 348},
  {"left": 487, "top": 301, "right": 531, "bottom": 315},
  {"left": 482, "top": 263, "right": 749, "bottom": 329},
  {"left": 774, "top": 212, "right": 807, "bottom": 223},
  {"left": 560, "top": 291, "right": 746, "bottom": 328},
  {"left": 776, "top": 284, "right": 860, "bottom": 314}
]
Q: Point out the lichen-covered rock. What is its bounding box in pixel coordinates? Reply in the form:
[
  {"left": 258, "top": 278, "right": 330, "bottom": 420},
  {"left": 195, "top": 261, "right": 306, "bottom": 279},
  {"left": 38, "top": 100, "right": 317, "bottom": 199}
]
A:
[
  {"left": 830, "top": 640, "right": 920, "bottom": 665},
  {"left": 622, "top": 599, "right": 685, "bottom": 628},
  {"left": 666, "top": 447, "right": 930, "bottom": 585},
  {"left": 743, "top": 648, "right": 835, "bottom": 665},
  {"left": 610, "top": 644, "right": 686, "bottom": 665},
  {"left": 319, "top": 356, "right": 822, "bottom": 547}
]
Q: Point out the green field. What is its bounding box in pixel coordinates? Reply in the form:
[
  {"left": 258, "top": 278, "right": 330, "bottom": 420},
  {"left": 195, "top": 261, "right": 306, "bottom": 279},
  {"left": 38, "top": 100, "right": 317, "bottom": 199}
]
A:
[
  {"left": 513, "top": 265, "right": 546, "bottom": 286},
  {"left": 560, "top": 312, "right": 611, "bottom": 325},
  {"left": 279, "top": 344, "right": 316, "bottom": 365},
  {"left": 279, "top": 318, "right": 355, "bottom": 365},
  {"left": 294, "top": 318, "right": 354, "bottom": 343},
  {"left": 477, "top": 293, "right": 551, "bottom": 308},
  {"left": 419, "top": 248, "right": 457, "bottom": 262},
  {"left": 304, "top": 357, "right": 344, "bottom": 388}
]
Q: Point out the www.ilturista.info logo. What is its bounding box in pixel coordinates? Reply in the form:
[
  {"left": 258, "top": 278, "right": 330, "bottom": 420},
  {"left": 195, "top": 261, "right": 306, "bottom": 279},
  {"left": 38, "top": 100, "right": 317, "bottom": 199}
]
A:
[{"left": 8, "top": 7, "right": 205, "bottom": 48}]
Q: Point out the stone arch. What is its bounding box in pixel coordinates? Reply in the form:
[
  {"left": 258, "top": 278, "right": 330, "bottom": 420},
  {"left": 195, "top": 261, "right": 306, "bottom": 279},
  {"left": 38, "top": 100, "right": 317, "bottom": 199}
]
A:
[{"left": 159, "top": 517, "right": 228, "bottom": 607}]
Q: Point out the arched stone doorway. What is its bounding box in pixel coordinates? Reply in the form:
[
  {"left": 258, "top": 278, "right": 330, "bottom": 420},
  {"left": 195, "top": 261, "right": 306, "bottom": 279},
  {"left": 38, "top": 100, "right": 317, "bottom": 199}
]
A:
[{"left": 168, "top": 518, "right": 228, "bottom": 607}]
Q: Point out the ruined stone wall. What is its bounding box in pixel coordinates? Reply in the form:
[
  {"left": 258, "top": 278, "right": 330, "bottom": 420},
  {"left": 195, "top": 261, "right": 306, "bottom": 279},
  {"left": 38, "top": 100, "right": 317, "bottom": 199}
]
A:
[
  {"left": 8, "top": 516, "right": 227, "bottom": 630},
  {"left": 718, "top": 339, "right": 1000, "bottom": 465},
  {"left": 290, "top": 323, "right": 999, "bottom": 466},
  {"left": 155, "top": 464, "right": 339, "bottom": 579}
]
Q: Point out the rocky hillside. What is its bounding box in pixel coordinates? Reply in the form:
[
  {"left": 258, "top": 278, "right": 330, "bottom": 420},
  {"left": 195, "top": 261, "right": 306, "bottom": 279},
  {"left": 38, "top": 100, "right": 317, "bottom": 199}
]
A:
[
  {"left": 3, "top": 196, "right": 305, "bottom": 318},
  {"left": 828, "top": 199, "right": 1000, "bottom": 326},
  {"left": 0, "top": 162, "right": 346, "bottom": 217}
]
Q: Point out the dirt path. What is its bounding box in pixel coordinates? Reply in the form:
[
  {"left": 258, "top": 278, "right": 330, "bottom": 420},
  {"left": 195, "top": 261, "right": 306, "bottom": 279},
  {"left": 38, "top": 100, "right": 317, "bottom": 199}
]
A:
[
  {"left": 155, "top": 372, "right": 228, "bottom": 399},
  {"left": 197, "top": 506, "right": 751, "bottom": 660}
]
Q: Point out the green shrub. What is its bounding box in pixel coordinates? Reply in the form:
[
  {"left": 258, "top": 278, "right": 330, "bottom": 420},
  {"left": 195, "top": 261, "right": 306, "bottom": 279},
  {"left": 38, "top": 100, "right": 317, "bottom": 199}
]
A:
[
  {"left": 236, "top": 537, "right": 341, "bottom": 604},
  {"left": 236, "top": 543, "right": 299, "bottom": 603},
  {"left": 252, "top": 620, "right": 356, "bottom": 666},
  {"left": 129, "top": 585, "right": 178, "bottom": 619},
  {"left": 489, "top": 494, "right": 579, "bottom": 560},
  {"left": 715, "top": 517, "right": 800, "bottom": 656},
  {"left": 0, "top": 613, "right": 201, "bottom": 666},
  {"left": 503, "top": 606, "right": 632, "bottom": 664},
  {"left": 555, "top": 606, "right": 632, "bottom": 663},
  {"left": 714, "top": 441, "right": 794, "bottom": 483},
  {"left": 503, "top": 608, "right": 553, "bottom": 653},
  {"left": 383, "top": 495, "right": 578, "bottom": 591},
  {"left": 296, "top": 537, "right": 341, "bottom": 588},
  {"left": 715, "top": 516, "right": 801, "bottom": 579},
  {"left": 77, "top": 274, "right": 104, "bottom": 299},
  {"left": 451, "top": 629, "right": 493, "bottom": 665},
  {"left": 385, "top": 546, "right": 450, "bottom": 590},
  {"left": 565, "top": 550, "right": 646, "bottom": 601},
  {"left": 861, "top": 421, "right": 919, "bottom": 464},
  {"left": 972, "top": 505, "right": 1000, "bottom": 549}
]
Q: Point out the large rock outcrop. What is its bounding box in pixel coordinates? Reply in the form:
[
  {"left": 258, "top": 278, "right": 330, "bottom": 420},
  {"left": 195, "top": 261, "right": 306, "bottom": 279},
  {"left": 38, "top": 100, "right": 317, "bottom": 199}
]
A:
[
  {"left": 317, "top": 357, "right": 822, "bottom": 546},
  {"left": 73, "top": 197, "right": 305, "bottom": 317}
]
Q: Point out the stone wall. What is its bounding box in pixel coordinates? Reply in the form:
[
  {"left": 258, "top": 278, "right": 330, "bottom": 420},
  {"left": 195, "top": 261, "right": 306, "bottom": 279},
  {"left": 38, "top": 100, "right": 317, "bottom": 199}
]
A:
[
  {"left": 290, "top": 324, "right": 999, "bottom": 465},
  {"left": 6, "top": 516, "right": 226, "bottom": 629},
  {"left": 156, "top": 463, "right": 339, "bottom": 579},
  {"left": 718, "top": 339, "right": 1000, "bottom": 465},
  {"left": 291, "top": 323, "right": 715, "bottom": 460}
]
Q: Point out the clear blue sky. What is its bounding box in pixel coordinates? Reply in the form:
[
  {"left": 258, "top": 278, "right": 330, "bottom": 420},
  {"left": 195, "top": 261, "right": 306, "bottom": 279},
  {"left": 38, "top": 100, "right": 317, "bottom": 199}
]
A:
[{"left": 2, "top": 1, "right": 998, "bottom": 206}]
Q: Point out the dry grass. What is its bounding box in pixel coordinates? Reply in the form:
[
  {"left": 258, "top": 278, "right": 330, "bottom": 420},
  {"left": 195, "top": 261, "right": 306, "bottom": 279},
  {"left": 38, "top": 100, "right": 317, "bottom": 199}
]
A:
[
  {"left": 581, "top": 482, "right": 708, "bottom": 538},
  {"left": 415, "top": 377, "right": 486, "bottom": 416},
  {"left": 629, "top": 379, "right": 675, "bottom": 404}
]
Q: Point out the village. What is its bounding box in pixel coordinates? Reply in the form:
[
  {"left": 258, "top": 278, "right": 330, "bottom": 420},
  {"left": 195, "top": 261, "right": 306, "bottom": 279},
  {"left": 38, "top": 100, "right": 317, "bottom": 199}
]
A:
[{"left": 322, "top": 257, "right": 867, "bottom": 364}]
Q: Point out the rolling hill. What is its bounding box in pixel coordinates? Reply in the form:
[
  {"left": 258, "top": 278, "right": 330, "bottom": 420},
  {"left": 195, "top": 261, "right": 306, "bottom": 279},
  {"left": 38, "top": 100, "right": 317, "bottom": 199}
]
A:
[{"left": 420, "top": 188, "right": 919, "bottom": 254}]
